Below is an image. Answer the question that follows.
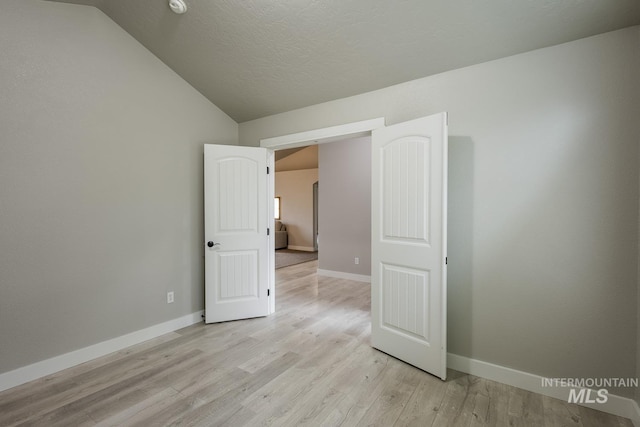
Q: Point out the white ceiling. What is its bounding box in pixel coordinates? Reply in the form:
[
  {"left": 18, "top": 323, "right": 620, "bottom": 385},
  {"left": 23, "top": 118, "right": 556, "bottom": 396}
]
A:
[{"left": 47, "top": 0, "right": 640, "bottom": 122}]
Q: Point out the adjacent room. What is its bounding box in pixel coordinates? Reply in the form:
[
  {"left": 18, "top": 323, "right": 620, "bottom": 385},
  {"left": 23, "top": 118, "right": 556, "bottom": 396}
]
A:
[
  {"left": 273, "top": 138, "right": 371, "bottom": 282},
  {"left": 1, "top": 0, "right": 639, "bottom": 425},
  {"left": 274, "top": 145, "right": 319, "bottom": 269}
]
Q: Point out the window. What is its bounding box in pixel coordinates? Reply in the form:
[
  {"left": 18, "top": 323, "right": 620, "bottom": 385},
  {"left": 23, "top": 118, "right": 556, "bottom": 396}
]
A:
[{"left": 274, "top": 197, "right": 281, "bottom": 220}]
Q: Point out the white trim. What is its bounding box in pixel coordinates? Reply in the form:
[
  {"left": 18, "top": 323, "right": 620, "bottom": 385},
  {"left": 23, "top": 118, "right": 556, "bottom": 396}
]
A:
[
  {"left": 632, "top": 401, "right": 640, "bottom": 427},
  {"left": 260, "top": 117, "right": 385, "bottom": 150},
  {"left": 448, "top": 353, "right": 639, "bottom": 421},
  {"left": 629, "top": 400, "right": 640, "bottom": 427},
  {"left": 267, "top": 150, "right": 276, "bottom": 315},
  {"left": 440, "top": 112, "right": 449, "bottom": 380},
  {"left": 0, "top": 311, "right": 203, "bottom": 393},
  {"left": 286, "top": 245, "right": 316, "bottom": 252},
  {"left": 317, "top": 269, "right": 371, "bottom": 283}
]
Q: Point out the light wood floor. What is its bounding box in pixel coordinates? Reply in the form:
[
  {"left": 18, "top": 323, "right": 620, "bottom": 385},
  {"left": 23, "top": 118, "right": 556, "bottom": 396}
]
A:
[{"left": 0, "top": 260, "right": 633, "bottom": 426}]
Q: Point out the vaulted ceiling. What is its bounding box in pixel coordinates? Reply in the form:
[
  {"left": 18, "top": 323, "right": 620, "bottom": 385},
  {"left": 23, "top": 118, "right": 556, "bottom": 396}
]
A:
[{"left": 47, "top": 0, "right": 640, "bottom": 122}]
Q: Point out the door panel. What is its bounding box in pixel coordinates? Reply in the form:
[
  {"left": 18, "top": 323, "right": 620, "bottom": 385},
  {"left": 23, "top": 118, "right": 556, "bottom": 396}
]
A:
[
  {"left": 382, "top": 136, "right": 430, "bottom": 243},
  {"left": 204, "top": 144, "right": 269, "bottom": 323},
  {"left": 371, "top": 113, "right": 448, "bottom": 379}
]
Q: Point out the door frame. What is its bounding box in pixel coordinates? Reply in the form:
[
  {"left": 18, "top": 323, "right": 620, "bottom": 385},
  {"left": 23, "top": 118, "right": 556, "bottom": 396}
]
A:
[{"left": 260, "top": 117, "right": 386, "bottom": 314}]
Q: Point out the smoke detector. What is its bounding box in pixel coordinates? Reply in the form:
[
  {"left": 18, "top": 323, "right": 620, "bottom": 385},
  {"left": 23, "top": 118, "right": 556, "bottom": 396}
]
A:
[{"left": 169, "top": 0, "right": 187, "bottom": 14}]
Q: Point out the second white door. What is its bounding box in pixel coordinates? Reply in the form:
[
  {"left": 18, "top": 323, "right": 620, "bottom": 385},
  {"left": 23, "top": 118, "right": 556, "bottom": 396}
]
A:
[
  {"left": 371, "top": 113, "right": 448, "bottom": 380},
  {"left": 204, "top": 144, "right": 270, "bottom": 324}
]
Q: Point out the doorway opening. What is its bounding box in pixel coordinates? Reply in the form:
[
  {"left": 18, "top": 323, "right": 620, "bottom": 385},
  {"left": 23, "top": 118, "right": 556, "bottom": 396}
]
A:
[
  {"left": 272, "top": 137, "right": 372, "bottom": 278},
  {"left": 262, "top": 118, "right": 385, "bottom": 316}
]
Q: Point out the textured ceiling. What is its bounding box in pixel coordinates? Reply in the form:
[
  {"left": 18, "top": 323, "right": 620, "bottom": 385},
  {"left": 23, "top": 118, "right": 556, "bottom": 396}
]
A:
[{"left": 47, "top": 0, "right": 640, "bottom": 122}]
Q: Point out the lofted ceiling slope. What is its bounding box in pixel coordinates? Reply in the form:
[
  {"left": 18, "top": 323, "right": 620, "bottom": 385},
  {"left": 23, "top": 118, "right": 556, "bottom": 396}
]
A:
[{"left": 46, "top": 0, "right": 640, "bottom": 122}]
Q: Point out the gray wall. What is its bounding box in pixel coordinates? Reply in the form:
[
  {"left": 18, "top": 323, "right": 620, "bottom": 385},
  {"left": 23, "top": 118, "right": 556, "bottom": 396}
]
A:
[
  {"left": 637, "top": 91, "right": 640, "bottom": 406},
  {"left": 0, "top": 1, "right": 238, "bottom": 374},
  {"left": 318, "top": 138, "right": 372, "bottom": 276},
  {"left": 240, "top": 27, "right": 640, "bottom": 397}
]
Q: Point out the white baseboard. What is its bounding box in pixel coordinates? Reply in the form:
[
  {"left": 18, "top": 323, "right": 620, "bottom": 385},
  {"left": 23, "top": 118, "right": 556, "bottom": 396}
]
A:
[
  {"left": 0, "top": 311, "right": 203, "bottom": 393},
  {"left": 632, "top": 401, "right": 640, "bottom": 427},
  {"left": 317, "top": 269, "right": 371, "bottom": 283},
  {"left": 448, "top": 353, "right": 639, "bottom": 422},
  {"left": 287, "top": 245, "right": 316, "bottom": 252}
]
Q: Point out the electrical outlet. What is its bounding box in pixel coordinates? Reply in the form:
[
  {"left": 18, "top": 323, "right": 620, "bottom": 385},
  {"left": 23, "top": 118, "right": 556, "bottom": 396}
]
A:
[
  {"left": 354, "top": 257, "right": 359, "bottom": 265},
  {"left": 167, "top": 291, "right": 174, "bottom": 304}
]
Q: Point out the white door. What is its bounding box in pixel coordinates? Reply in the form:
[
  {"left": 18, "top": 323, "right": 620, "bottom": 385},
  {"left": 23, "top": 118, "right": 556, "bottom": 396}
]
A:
[
  {"left": 371, "top": 113, "right": 448, "bottom": 380},
  {"left": 204, "top": 144, "right": 270, "bottom": 323}
]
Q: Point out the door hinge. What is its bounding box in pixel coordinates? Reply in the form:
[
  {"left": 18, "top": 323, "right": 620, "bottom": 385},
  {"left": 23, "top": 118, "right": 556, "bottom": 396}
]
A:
[
  {"left": 267, "top": 289, "right": 270, "bottom": 296},
  {"left": 445, "top": 257, "right": 448, "bottom": 265},
  {"left": 267, "top": 228, "right": 270, "bottom": 236},
  {"left": 267, "top": 166, "right": 270, "bottom": 174}
]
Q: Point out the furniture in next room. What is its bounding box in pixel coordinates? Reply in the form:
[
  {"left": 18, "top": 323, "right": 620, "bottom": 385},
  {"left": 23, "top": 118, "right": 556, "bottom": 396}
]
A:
[{"left": 275, "top": 220, "right": 288, "bottom": 249}]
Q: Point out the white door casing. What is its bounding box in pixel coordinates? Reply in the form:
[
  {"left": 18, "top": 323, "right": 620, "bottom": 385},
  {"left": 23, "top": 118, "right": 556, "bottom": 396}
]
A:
[
  {"left": 371, "top": 113, "right": 448, "bottom": 379},
  {"left": 204, "top": 144, "right": 270, "bottom": 323}
]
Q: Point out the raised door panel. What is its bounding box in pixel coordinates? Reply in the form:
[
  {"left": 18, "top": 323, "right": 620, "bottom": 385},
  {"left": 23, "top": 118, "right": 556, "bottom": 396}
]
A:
[{"left": 216, "top": 158, "right": 259, "bottom": 234}]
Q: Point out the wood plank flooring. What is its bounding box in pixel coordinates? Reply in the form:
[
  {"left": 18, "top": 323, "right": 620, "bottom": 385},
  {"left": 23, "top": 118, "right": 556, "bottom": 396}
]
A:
[{"left": 0, "top": 260, "right": 633, "bottom": 426}]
